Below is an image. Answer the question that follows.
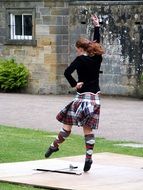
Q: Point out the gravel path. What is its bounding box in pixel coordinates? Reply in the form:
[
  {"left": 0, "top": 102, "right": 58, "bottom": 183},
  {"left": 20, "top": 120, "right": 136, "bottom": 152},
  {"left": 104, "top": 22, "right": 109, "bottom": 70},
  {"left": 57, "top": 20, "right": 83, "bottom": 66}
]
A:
[{"left": 0, "top": 93, "right": 143, "bottom": 143}]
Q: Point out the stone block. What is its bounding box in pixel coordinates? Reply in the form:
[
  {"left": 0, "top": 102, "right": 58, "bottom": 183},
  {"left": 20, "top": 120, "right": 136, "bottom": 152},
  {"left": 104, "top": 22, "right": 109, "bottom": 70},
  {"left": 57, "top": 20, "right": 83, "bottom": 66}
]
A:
[
  {"left": 63, "top": 16, "right": 69, "bottom": 25},
  {"left": 43, "top": 16, "right": 63, "bottom": 25},
  {"left": 24, "top": 47, "right": 36, "bottom": 57},
  {"left": 56, "top": 54, "right": 63, "bottom": 64},
  {"left": 49, "top": 45, "right": 69, "bottom": 54},
  {"left": 56, "top": 53, "right": 69, "bottom": 64},
  {"left": 57, "top": 64, "right": 67, "bottom": 75},
  {"left": 0, "top": 36, "right": 5, "bottom": 44},
  {"left": 51, "top": 7, "right": 69, "bottom": 15},
  {"left": 1, "top": 47, "right": 10, "bottom": 56},
  {"left": 36, "top": 12, "right": 41, "bottom": 19},
  {"left": 48, "top": 73, "right": 56, "bottom": 83},
  {"left": 56, "top": 35, "right": 63, "bottom": 45},
  {"left": 37, "top": 36, "right": 55, "bottom": 47},
  {"left": 44, "top": 2, "right": 66, "bottom": 8},
  {"left": 14, "top": 49, "right": 25, "bottom": 56},
  {"left": 36, "top": 18, "right": 43, "bottom": 25},
  {"left": 39, "top": 7, "right": 50, "bottom": 15},
  {"left": 56, "top": 84, "right": 69, "bottom": 94},
  {"left": 56, "top": 45, "right": 68, "bottom": 54},
  {"left": 49, "top": 26, "right": 68, "bottom": 34},
  {"left": 55, "top": 34, "right": 68, "bottom": 46},
  {"left": 44, "top": 54, "right": 57, "bottom": 64},
  {"left": 62, "top": 35, "right": 69, "bottom": 45},
  {"left": 44, "top": 46, "right": 52, "bottom": 54},
  {"left": 112, "top": 66, "right": 121, "bottom": 75},
  {"left": 36, "top": 25, "right": 49, "bottom": 35},
  {"left": 21, "top": 1, "right": 44, "bottom": 9},
  {"left": 0, "top": 12, "right": 5, "bottom": 28},
  {"left": 0, "top": 27, "right": 6, "bottom": 37}
]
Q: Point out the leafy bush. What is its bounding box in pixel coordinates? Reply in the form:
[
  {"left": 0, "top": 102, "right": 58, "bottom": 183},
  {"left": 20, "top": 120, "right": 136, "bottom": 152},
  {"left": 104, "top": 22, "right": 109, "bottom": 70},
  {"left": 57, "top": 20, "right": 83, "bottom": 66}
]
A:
[{"left": 0, "top": 59, "right": 29, "bottom": 92}]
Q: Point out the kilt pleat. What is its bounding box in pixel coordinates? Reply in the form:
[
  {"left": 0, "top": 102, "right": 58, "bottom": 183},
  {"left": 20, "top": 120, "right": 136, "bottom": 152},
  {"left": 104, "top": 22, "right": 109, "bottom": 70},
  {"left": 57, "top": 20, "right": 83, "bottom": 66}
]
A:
[{"left": 56, "top": 92, "right": 101, "bottom": 129}]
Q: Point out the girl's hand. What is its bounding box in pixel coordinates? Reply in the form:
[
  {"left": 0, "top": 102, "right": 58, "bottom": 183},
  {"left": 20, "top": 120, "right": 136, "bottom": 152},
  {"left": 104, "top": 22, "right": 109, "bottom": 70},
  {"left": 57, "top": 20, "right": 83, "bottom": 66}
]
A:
[
  {"left": 91, "top": 15, "right": 100, "bottom": 27},
  {"left": 75, "top": 82, "right": 84, "bottom": 89}
]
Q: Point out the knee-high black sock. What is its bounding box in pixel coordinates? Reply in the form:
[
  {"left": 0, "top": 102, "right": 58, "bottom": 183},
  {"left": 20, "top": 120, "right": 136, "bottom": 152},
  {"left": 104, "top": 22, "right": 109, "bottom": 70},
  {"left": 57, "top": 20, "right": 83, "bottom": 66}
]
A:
[
  {"left": 51, "top": 128, "right": 71, "bottom": 148},
  {"left": 84, "top": 134, "right": 95, "bottom": 161}
]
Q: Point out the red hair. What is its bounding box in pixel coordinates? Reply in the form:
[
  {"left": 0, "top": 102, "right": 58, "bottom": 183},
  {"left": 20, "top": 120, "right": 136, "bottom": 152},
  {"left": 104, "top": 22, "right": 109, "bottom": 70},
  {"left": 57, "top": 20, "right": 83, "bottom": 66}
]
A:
[{"left": 75, "top": 38, "right": 104, "bottom": 56}]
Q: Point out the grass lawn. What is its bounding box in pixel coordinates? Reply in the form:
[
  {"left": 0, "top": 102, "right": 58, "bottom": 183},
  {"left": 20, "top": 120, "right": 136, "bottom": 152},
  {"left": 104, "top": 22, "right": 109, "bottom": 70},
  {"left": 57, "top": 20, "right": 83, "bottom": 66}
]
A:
[{"left": 0, "top": 125, "right": 143, "bottom": 190}]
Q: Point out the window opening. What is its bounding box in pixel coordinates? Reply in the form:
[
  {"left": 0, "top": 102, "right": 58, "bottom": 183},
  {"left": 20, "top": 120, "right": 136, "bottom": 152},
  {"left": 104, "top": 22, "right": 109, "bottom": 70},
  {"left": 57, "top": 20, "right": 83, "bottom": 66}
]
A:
[{"left": 10, "top": 13, "right": 32, "bottom": 40}]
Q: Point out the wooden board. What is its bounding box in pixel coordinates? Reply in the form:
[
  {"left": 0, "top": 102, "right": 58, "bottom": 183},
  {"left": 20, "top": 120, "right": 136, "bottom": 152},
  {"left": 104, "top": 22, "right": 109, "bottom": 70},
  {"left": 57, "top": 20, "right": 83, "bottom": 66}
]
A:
[{"left": 0, "top": 153, "right": 143, "bottom": 190}]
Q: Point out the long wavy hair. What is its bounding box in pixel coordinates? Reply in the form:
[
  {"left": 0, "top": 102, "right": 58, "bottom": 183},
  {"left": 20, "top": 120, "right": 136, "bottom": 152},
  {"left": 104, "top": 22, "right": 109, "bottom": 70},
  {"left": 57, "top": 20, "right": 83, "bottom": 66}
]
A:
[{"left": 75, "top": 38, "right": 104, "bottom": 56}]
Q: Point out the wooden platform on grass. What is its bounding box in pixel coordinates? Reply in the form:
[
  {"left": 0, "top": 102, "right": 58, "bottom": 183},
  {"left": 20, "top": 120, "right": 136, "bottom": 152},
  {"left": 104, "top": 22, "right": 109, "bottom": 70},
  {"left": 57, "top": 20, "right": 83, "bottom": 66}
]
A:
[{"left": 0, "top": 153, "right": 143, "bottom": 190}]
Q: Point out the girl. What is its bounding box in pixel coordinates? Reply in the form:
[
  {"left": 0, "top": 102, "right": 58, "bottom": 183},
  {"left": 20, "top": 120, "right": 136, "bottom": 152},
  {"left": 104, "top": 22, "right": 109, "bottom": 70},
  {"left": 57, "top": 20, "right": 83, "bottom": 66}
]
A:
[{"left": 45, "top": 15, "right": 104, "bottom": 172}]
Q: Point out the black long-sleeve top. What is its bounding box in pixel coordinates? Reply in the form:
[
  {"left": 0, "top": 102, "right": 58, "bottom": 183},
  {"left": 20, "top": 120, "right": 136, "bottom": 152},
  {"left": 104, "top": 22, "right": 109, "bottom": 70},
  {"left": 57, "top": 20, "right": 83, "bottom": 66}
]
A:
[{"left": 64, "top": 27, "right": 102, "bottom": 94}]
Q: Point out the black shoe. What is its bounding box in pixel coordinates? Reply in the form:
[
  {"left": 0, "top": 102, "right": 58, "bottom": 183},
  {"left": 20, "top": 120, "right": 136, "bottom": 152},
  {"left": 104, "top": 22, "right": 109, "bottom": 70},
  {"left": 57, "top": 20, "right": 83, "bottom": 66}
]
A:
[
  {"left": 83, "top": 159, "right": 93, "bottom": 172},
  {"left": 45, "top": 146, "right": 59, "bottom": 158}
]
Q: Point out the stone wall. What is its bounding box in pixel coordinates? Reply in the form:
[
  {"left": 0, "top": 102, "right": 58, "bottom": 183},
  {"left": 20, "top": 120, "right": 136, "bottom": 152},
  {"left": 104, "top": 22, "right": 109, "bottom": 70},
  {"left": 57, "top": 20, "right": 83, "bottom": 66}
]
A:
[
  {"left": 0, "top": 0, "right": 143, "bottom": 97},
  {"left": 69, "top": 1, "right": 143, "bottom": 97},
  {"left": 0, "top": 0, "right": 70, "bottom": 94}
]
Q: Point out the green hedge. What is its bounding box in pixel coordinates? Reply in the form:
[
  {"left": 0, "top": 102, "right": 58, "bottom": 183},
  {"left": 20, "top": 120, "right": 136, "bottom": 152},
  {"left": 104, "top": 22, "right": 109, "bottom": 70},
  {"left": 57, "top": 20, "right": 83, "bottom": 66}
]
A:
[{"left": 0, "top": 59, "right": 29, "bottom": 92}]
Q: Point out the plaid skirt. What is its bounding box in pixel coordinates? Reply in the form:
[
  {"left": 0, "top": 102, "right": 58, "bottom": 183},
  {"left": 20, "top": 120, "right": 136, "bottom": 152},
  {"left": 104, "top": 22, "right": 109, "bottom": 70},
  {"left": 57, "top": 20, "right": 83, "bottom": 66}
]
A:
[{"left": 56, "top": 92, "right": 101, "bottom": 129}]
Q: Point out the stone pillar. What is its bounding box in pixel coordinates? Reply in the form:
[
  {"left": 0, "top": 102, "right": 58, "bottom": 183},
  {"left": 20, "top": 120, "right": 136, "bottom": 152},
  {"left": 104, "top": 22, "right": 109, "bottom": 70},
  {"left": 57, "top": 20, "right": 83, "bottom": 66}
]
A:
[{"left": 34, "top": 0, "right": 70, "bottom": 94}]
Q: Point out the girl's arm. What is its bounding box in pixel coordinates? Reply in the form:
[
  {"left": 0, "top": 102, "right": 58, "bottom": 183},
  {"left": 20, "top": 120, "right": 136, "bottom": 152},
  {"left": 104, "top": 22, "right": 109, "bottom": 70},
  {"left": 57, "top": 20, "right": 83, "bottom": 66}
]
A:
[
  {"left": 91, "top": 15, "right": 100, "bottom": 43},
  {"left": 64, "top": 58, "right": 78, "bottom": 87},
  {"left": 64, "top": 58, "right": 84, "bottom": 90}
]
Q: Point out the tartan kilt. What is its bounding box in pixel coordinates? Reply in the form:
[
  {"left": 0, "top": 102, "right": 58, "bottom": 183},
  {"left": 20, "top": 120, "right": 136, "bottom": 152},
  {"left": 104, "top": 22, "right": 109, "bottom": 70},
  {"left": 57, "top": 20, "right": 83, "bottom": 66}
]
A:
[{"left": 56, "top": 92, "right": 101, "bottom": 129}]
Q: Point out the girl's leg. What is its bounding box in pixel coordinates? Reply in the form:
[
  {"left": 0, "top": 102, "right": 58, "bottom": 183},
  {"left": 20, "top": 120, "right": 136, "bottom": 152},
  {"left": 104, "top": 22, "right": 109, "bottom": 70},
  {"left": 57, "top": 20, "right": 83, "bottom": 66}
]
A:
[
  {"left": 83, "top": 126, "right": 95, "bottom": 172},
  {"left": 45, "top": 124, "right": 72, "bottom": 158}
]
